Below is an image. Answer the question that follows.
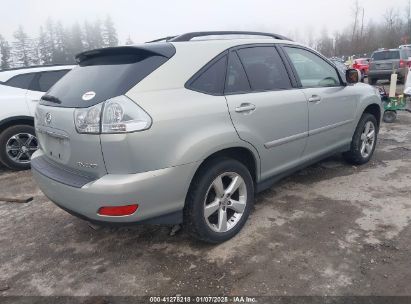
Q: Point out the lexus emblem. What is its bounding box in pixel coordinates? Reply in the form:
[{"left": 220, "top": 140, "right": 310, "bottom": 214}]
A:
[{"left": 45, "top": 112, "right": 52, "bottom": 124}]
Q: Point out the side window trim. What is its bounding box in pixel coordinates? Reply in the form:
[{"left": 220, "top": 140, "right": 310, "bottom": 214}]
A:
[
  {"left": 29, "top": 72, "right": 41, "bottom": 92},
  {"left": 224, "top": 47, "right": 254, "bottom": 95},
  {"left": 275, "top": 45, "right": 299, "bottom": 88},
  {"left": 185, "top": 51, "right": 228, "bottom": 96},
  {"left": 279, "top": 44, "right": 345, "bottom": 88}
]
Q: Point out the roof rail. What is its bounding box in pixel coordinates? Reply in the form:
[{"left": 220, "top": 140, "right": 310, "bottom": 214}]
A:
[
  {"left": 0, "top": 63, "right": 74, "bottom": 72},
  {"left": 146, "top": 36, "right": 177, "bottom": 43},
  {"left": 169, "top": 31, "right": 292, "bottom": 42}
]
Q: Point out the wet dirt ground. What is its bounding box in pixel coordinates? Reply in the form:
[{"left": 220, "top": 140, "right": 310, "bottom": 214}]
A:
[{"left": 0, "top": 113, "right": 410, "bottom": 297}]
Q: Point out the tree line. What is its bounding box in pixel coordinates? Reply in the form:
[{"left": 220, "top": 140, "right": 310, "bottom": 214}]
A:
[
  {"left": 0, "top": 16, "right": 130, "bottom": 70},
  {"left": 311, "top": 0, "right": 411, "bottom": 58},
  {"left": 2, "top": 2, "right": 411, "bottom": 69}
]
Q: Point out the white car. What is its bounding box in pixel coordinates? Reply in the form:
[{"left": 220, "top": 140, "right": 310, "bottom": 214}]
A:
[{"left": 0, "top": 65, "right": 74, "bottom": 170}]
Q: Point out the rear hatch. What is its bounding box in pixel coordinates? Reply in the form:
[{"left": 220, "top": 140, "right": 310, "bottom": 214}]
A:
[
  {"left": 35, "top": 43, "right": 175, "bottom": 179},
  {"left": 370, "top": 50, "right": 401, "bottom": 70}
]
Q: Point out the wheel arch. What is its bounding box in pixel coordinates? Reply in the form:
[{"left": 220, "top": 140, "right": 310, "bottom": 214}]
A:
[
  {"left": 185, "top": 146, "right": 260, "bottom": 206},
  {"left": 362, "top": 103, "right": 382, "bottom": 128},
  {"left": 0, "top": 116, "right": 34, "bottom": 134}
]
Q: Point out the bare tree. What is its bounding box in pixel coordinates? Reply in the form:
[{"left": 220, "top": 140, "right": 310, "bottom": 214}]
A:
[{"left": 351, "top": 0, "right": 360, "bottom": 42}]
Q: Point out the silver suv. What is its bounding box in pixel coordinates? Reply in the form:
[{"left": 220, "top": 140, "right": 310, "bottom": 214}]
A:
[{"left": 32, "top": 31, "right": 382, "bottom": 243}]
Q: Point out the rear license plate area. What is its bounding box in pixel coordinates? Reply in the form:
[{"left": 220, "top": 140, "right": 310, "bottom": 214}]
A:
[
  {"left": 377, "top": 63, "right": 392, "bottom": 70},
  {"left": 37, "top": 131, "right": 70, "bottom": 162}
]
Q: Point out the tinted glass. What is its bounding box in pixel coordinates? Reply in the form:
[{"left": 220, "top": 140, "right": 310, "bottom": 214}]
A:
[
  {"left": 237, "top": 47, "right": 292, "bottom": 91},
  {"left": 372, "top": 51, "right": 400, "bottom": 60},
  {"left": 42, "top": 53, "right": 170, "bottom": 108},
  {"left": 33, "top": 70, "right": 69, "bottom": 92},
  {"left": 4, "top": 73, "right": 35, "bottom": 90},
  {"left": 284, "top": 47, "right": 340, "bottom": 88},
  {"left": 225, "top": 52, "right": 251, "bottom": 94},
  {"left": 189, "top": 56, "right": 227, "bottom": 95}
]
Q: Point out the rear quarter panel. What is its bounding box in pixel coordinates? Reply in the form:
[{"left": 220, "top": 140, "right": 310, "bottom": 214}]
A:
[
  {"left": 101, "top": 89, "right": 260, "bottom": 176},
  {"left": 0, "top": 85, "right": 31, "bottom": 123}
]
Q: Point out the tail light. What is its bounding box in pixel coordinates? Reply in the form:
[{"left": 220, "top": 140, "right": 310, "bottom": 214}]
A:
[
  {"left": 400, "top": 59, "right": 406, "bottom": 68},
  {"left": 74, "top": 95, "right": 152, "bottom": 134}
]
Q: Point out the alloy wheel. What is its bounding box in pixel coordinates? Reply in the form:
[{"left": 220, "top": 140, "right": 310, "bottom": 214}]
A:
[
  {"left": 6, "top": 133, "right": 38, "bottom": 164},
  {"left": 203, "top": 172, "right": 247, "bottom": 233},
  {"left": 360, "top": 121, "right": 376, "bottom": 158}
]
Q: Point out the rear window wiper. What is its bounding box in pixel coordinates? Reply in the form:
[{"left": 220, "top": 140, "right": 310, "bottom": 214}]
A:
[{"left": 41, "top": 94, "right": 62, "bottom": 104}]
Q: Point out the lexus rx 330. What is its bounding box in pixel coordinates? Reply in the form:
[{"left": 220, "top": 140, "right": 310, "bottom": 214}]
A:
[{"left": 32, "top": 31, "right": 382, "bottom": 243}]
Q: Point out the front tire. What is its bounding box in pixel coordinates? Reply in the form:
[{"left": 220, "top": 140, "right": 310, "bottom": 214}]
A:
[
  {"left": 0, "top": 125, "right": 38, "bottom": 170},
  {"left": 343, "top": 113, "right": 378, "bottom": 165},
  {"left": 184, "top": 157, "right": 254, "bottom": 243}
]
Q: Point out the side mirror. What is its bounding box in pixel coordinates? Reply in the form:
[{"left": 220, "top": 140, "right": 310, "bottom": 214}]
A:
[{"left": 346, "top": 69, "right": 361, "bottom": 84}]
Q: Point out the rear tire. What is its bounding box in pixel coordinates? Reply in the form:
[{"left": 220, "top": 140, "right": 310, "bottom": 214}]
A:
[
  {"left": 184, "top": 157, "right": 254, "bottom": 243},
  {"left": 343, "top": 113, "right": 378, "bottom": 165},
  {"left": 0, "top": 125, "right": 38, "bottom": 170}
]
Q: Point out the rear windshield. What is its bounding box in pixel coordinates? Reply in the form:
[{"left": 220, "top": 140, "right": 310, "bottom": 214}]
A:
[
  {"left": 372, "top": 51, "right": 400, "bottom": 61},
  {"left": 41, "top": 46, "right": 174, "bottom": 108}
]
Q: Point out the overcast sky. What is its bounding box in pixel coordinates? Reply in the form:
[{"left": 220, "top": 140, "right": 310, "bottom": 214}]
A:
[{"left": 0, "top": 0, "right": 408, "bottom": 44}]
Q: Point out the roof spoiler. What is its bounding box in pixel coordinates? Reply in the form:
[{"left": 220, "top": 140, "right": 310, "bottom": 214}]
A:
[{"left": 75, "top": 44, "right": 176, "bottom": 63}]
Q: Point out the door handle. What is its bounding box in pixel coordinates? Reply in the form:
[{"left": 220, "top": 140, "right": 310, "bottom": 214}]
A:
[
  {"left": 308, "top": 95, "right": 321, "bottom": 103},
  {"left": 235, "top": 103, "right": 256, "bottom": 113}
]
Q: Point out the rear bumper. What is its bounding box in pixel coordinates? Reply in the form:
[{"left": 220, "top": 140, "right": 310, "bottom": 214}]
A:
[
  {"left": 368, "top": 68, "right": 407, "bottom": 79},
  {"left": 31, "top": 150, "right": 199, "bottom": 224}
]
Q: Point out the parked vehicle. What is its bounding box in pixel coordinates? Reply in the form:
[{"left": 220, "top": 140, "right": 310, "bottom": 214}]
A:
[
  {"left": 31, "top": 31, "right": 382, "bottom": 243},
  {"left": 0, "top": 65, "right": 74, "bottom": 170},
  {"left": 399, "top": 44, "right": 411, "bottom": 49},
  {"left": 368, "top": 49, "right": 411, "bottom": 85},
  {"left": 352, "top": 58, "right": 370, "bottom": 80}
]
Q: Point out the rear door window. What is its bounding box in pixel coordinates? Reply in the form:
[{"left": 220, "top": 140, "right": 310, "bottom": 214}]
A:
[
  {"left": 188, "top": 55, "right": 227, "bottom": 95},
  {"left": 225, "top": 51, "right": 251, "bottom": 94},
  {"left": 31, "top": 70, "right": 70, "bottom": 92},
  {"left": 4, "top": 73, "right": 35, "bottom": 90},
  {"left": 236, "top": 46, "right": 292, "bottom": 91}
]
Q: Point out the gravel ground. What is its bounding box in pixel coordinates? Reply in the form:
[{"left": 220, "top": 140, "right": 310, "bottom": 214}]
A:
[{"left": 0, "top": 99, "right": 410, "bottom": 297}]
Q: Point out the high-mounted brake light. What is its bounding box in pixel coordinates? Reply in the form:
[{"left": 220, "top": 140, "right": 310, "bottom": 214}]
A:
[{"left": 98, "top": 204, "right": 138, "bottom": 216}]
